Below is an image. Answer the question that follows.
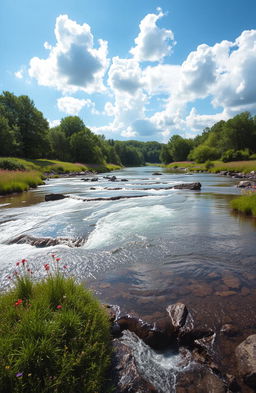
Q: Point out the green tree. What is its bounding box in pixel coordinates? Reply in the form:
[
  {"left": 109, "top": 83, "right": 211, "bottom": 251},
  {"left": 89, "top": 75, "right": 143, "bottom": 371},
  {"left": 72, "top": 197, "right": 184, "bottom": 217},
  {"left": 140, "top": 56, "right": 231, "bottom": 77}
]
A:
[
  {"left": 189, "top": 145, "right": 220, "bottom": 163},
  {"left": 160, "top": 144, "right": 173, "bottom": 164},
  {"left": 60, "top": 116, "right": 85, "bottom": 138},
  {"left": 168, "top": 135, "right": 192, "bottom": 161},
  {"left": 48, "top": 127, "right": 70, "bottom": 161}
]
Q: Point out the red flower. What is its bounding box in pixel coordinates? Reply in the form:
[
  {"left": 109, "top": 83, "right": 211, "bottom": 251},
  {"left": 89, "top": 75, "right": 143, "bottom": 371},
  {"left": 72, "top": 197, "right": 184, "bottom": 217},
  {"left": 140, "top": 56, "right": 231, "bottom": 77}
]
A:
[
  {"left": 51, "top": 254, "right": 55, "bottom": 258},
  {"left": 16, "top": 262, "right": 20, "bottom": 266},
  {"left": 15, "top": 299, "right": 23, "bottom": 306},
  {"left": 44, "top": 264, "right": 50, "bottom": 271},
  {"left": 63, "top": 265, "right": 67, "bottom": 269},
  {"left": 55, "top": 258, "right": 60, "bottom": 262},
  {"left": 21, "top": 259, "right": 27, "bottom": 265},
  {"left": 56, "top": 305, "right": 62, "bottom": 310}
]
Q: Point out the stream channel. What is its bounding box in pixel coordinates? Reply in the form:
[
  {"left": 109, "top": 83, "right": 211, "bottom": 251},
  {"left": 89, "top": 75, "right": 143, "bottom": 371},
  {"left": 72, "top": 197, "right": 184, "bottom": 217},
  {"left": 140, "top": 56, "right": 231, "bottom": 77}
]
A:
[{"left": 0, "top": 166, "right": 256, "bottom": 392}]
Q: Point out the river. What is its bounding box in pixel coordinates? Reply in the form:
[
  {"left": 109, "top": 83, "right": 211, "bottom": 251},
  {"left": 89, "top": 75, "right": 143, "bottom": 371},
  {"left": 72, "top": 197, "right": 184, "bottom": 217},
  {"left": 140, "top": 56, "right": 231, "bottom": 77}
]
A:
[{"left": 1, "top": 166, "right": 256, "bottom": 391}]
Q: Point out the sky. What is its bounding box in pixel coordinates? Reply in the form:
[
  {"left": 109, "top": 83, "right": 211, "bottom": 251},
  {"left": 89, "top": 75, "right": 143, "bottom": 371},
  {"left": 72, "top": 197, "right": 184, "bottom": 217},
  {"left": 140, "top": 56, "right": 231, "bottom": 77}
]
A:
[{"left": 1, "top": 0, "right": 256, "bottom": 142}]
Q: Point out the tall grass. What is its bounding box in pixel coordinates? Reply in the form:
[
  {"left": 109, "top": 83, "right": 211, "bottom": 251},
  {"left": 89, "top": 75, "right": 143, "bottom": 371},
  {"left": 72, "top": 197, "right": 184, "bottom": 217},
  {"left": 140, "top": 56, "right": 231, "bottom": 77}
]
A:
[
  {"left": 164, "top": 160, "right": 256, "bottom": 173},
  {"left": 231, "top": 193, "right": 256, "bottom": 216},
  {"left": 0, "top": 259, "right": 111, "bottom": 393},
  {"left": 0, "top": 170, "right": 44, "bottom": 195}
]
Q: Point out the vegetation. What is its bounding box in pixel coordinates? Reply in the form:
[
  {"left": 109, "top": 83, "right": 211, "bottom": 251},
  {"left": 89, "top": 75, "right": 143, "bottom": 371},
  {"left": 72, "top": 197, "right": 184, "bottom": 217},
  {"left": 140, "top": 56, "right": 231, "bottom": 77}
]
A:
[
  {"left": 231, "top": 193, "right": 256, "bottom": 216},
  {"left": 165, "top": 160, "right": 256, "bottom": 174},
  {"left": 0, "top": 170, "right": 44, "bottom": 194},
  {"left": 161, "top": 112, "right": 256, "bottom": 165},
  {"left": 0, "top": 258, "right": 111, "bottom": 393}
]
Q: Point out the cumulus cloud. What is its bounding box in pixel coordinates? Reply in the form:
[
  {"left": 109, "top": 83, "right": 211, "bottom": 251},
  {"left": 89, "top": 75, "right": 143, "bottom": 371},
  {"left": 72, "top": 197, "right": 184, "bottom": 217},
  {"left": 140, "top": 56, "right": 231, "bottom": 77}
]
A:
[
  {"left": 57, "top": 96, "right": 99, "bottom": 115},
  {"left": 108, "top": 57, "right": 143, "bottom": 94},
  {"left": 49, "top": 119, "right": 61, "bottom": 128},
  {"left": 14, "top": 69, "right": 24, "bottom": 79},
  {"left": 29, "top": 15, "right": 109, "bottom": 93},
  {"left": 130, "top": 9, "right": 175, "bottom": 62}
]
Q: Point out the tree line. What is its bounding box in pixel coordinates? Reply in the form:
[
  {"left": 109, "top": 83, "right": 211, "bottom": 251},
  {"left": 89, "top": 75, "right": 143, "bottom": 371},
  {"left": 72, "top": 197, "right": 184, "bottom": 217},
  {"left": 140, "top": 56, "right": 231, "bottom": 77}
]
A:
[
  {"left": 0, "top": 91, "right": 162, "bottom": 166},
  {"left": 160, "top": 112, "right": 256, "bottom": 164}
]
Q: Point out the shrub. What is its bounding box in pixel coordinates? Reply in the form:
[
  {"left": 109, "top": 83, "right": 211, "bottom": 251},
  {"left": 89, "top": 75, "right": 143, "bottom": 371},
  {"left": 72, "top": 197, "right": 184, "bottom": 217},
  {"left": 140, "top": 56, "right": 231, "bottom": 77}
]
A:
[
  {"left": 205, "top": 160, "right": 214, "bottom": 170},
  {"left": 249, "top": 153, "right": 256, "bottom": 160},
  {"left": 0, "top": 158, "right": 26, "bottom": 171},
  {"left": 189, "top": 145, "right": 220, "bottom": 163},
  {"left": 222, "top": 149, "right": 250, "bottom": 162},
  {"left": 0, "top": 257, "right": 111, "bottom": 393}
]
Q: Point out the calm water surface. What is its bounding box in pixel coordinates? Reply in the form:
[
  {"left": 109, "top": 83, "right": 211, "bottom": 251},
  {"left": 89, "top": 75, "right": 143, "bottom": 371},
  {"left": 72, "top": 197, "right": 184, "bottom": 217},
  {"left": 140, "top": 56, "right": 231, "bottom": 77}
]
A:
[{"left": 1, "top": 166, "right": 256, "bottom": 377}]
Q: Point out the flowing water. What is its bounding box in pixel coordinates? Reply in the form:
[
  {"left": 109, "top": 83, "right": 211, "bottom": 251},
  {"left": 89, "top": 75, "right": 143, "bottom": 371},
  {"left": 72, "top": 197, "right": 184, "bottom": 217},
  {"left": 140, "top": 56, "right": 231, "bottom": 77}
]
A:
[{"left": 1, "top": 166, "right": 256, "bottom": 391}]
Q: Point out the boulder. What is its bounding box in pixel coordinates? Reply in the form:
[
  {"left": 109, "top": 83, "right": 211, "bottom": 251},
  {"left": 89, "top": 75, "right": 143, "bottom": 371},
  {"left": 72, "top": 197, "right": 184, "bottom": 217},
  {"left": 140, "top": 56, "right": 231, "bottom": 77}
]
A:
[
  {"left": 235, "top": 334, "right": 256, "bottom": 389},
  {"left": 166, "top": 302, "right": 188, "bottom": 329},
  {"left": 7, "top": 234, "right": 85, "bottom": 248},
  {"left": 109, "top": 176, "right": 117, "bottom": 181},
  {"left": 237, "top": 180, "right": 254, "bottom": 188},
  {"left": 112, "top": 339, "right": 158, "bottom": 393},
  {"left": 173, "top": 182, "right": 201, "bottom": 190},
  {"left": 45, "top": 193, "right": 66, "bottom": 201},
  {"left": 152, "top": 172, "right": 162, "bottom": 175},
  {"left": 91, "top": 177, "right": 98, "bottom": 182}
]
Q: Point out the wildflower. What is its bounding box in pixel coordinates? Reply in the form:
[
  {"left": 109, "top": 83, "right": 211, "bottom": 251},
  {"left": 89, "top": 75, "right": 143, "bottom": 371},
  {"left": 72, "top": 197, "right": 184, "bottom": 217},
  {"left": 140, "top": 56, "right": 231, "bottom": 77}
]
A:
[
  {"left": 51, "top": 254, "right": 55, "bottom": 258},
  {"left": 63, "top": 265, "right": 67, "bottom": 269},
  {"left": 15, "top": 299, "right": 23, "bottom": 306},
  {"left": 16, "top": 372, "right": 23, "bottom": 378},
  {"left": 56, "top": 258, "right": 60, "bottom": 262},
  {"left": 5, "top": 365, "right": 10, "bottom": 370},
  {"left": 28, "top": 373, "right": 32, "bottom": 377},
  {"left": 56, "top": 305, "right": 62, "bottom": 310},
  {"left": 44, "top": 264, "right": 50, "bottom": 271},
  {"left": 21, "top": 259, "right": 27, "bottom": 265},
  {"left": 16, "top": 262, "right": 20, "bottom": 266}
]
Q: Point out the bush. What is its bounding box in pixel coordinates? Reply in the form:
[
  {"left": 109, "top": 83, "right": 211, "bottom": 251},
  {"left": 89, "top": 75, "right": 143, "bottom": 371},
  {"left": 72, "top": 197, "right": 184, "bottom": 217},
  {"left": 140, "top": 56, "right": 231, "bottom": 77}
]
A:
[
  {"left": 0, "top": 258, "right": 111, "bottom": 393},
  {"left": 205, "top": 160, "right": 214, "bottom": 170},
  {"left": 189, "top": 145, "right": 220, "bottom": 163},
  {"left": 222, "top": 149, "right": 250, "bottom": 162},
  {"left": 249, "top": 153, "right": 256, "bottom": 160},
  {"left": 0, "top": 158, "right": 26, "bottom": 171}
]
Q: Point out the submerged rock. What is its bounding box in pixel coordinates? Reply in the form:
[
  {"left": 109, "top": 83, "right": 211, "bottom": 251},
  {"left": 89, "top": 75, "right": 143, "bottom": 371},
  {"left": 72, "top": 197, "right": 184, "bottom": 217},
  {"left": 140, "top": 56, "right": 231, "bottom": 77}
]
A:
[
  {"left": 172, "top": 182, "right": 201, "bottom": 190},
  {"left": 45, "top": 193, "right": 67, "bottom": 201},
  {"left": 166, "top": 302, "right": 188, "bottom": 329},
  {"left": 235, "top": 334, "right": 256, "bottom": 389},
  {"left": 7, "top": 234, "right": 85, "bottom": 248}
]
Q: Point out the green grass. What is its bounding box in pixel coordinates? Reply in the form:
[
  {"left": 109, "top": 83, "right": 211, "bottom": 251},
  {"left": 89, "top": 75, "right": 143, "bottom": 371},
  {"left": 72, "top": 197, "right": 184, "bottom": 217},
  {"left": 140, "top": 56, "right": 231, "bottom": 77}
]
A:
[
  {"left": 0, "top": 158, "right": 122, "bottom": 195},
  {"left": 163, "top": 160, "right": 256, "bottom": 174},
  {"left": 231, "top": 192, "right": 256, "bottom": 216},
  {"left": 0, "top": 170, "right": 44, "bottom": 195},
  {"left": 0, "top": 260, "right": 111, "bottom": 393}
]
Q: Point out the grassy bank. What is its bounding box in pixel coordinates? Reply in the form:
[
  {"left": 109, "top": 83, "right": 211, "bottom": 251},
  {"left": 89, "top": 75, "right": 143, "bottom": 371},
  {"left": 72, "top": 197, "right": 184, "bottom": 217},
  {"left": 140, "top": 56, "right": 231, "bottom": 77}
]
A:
[
  {"left": 231, "top": 193, "right": 256, "bottom": 216},
  {"left": 0, "top": 158, "right": 121, "bottom": 195},
  {"left": 0, "top": 259, "right": 111, "bottom": 393},
  {"left": 164, "top": 160, "right": 256, "bottom": 173}
]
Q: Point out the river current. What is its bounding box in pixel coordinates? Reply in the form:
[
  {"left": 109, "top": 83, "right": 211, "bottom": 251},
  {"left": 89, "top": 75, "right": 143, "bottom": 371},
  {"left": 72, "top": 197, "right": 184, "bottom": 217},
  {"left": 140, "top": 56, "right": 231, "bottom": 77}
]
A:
[{"left": 1, "top": 166, "right": 256, "bottom": 390}]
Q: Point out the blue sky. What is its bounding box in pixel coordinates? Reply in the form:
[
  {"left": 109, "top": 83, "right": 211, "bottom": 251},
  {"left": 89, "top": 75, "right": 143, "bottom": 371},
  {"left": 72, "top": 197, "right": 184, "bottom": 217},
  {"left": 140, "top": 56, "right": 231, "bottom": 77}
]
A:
[{"left": 1, "top": 0, "right": 256, "bottom": 141}]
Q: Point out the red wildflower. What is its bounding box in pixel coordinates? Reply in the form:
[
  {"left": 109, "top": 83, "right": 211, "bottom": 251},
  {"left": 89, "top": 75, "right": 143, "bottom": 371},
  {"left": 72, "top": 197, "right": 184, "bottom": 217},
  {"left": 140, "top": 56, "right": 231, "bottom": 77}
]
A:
[
  {"left": 63, "top": 265, "right": 67, "bottom": 269},
  {"left": 51, "top": 254, "right": 55, "bottom": 258},
  {"left": 55, "top": 258, "right": 60, "bottom": 262},
  {"left": 16, "top": 262, "right": 20, "bottom": 266},
  {"left": 44, "top": 264, "right": 50, "bottom": 271},
  {"left": 15, "top": 299, "right": 23, "bottom": 306},
  {"left": 21, "top": 259, "right": 27, "bottom": 265},
  {"left": 56, "top": 305, "right": 62, "bottom": 310}
]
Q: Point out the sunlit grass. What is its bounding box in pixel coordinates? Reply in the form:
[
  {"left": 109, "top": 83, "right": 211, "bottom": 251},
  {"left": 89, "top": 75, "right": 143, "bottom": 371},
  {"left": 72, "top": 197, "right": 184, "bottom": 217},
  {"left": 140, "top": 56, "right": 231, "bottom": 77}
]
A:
[
  {"left": 231, "top": 192, "right": 256, "bottom": 216},
  {"left": 0, "top": 260, "right": 111, "bottom": 393},
  {"left": 163, "top": 160, "right": 256, "bottom": 174},
  {"left": 0, "top": 170, "right": 44, "bottom": 195}
]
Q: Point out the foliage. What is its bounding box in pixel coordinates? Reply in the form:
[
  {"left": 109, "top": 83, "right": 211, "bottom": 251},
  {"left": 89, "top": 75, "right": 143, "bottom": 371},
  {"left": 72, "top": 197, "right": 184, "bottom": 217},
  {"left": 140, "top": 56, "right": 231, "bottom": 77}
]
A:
[
  {"left": 0, "top": 158, "right": 26, "bottom": 171},
  {"left": 0, "top": 258, "right": 111, "bottom": 393},
  {"left": 189, "top": 145, "right": 220, "bottom": 163},
  {"left": 167, "top": 135, "right": 192, "bottom": 162},
  {"left": 231, "top": 193, "right": 256, "bottom": 216},
  {"left": 159, "top": 144, "right": 173, "bottom": 164},
  {"left": 222, "top": 149, "right": 250, "bottom": 162},
  {"left": 205, "top": 160, "right": 214, "bottom": 170}
]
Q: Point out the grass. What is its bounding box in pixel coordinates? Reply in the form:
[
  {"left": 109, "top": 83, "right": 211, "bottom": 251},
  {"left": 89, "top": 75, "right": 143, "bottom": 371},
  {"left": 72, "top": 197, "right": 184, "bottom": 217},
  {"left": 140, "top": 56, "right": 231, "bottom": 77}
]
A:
[
  {"left": 0, "top": 170, "right": 44, "bottom": 195},
  {"left": 163, "top": 160, "right": 256, "bottom": 174},
  {"left": 0, "top": 158, "right": 122, "bottom": 195},
  {"left": 231, "top": 192, "right": 256, "bottom": 216},
  {"left": 0, "top": 258, "right": 111, "bottom": 393}
]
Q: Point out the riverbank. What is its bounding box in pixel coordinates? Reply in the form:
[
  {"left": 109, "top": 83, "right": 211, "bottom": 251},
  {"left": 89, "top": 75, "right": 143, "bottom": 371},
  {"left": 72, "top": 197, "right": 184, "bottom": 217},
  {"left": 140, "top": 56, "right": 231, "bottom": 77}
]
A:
[
  {"left": 0, "top": 157, "right": 121, "bottom": 195},
  {"left": 164, "top": 159, "right": 256, "bottom": 174}
]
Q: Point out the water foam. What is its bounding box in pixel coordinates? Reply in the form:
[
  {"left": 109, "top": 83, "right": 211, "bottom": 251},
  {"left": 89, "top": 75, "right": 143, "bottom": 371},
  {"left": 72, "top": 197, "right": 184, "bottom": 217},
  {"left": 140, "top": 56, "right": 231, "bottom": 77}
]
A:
[{"left": 85, "top": 204, "right": 174, "bottom": 249}]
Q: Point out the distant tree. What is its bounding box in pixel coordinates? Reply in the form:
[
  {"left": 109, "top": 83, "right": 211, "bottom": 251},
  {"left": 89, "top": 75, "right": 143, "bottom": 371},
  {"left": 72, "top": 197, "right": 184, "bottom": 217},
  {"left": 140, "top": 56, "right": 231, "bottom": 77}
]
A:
[
  {"left": 70, "top": 129, "right": 104, "bottom": 164},
  {"left": 160, "top": 144, "right": 172, "bottom": 164},
  {"left": 168, "top": 135, "right": 192, "bottom": 162},
  {"left": 60, "top": 116, "right": 85, "bottom": 138},
  {"left": 189, "top": 145, "right": 220, "bottom": 163},
  {"left": 48, "top": 127, "right": 70, "bottom": 161}
]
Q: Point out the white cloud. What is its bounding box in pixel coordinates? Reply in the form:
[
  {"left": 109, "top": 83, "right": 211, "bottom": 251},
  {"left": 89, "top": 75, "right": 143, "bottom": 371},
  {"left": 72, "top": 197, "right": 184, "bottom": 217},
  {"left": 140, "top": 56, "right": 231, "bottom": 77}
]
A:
[
  {"left": 108, "top": 57, "right": 143, "bottom": 94},
  {"left": 142, "top": 64, "right": 181, "bottom": 95},
  {"left": 14, "top": 69, "right": 24, "bottom": 79},
  {"left": 29, "top": 15, "right": 109, "bottom": 93},
  {"left": 49, "top": 119, "right": 61, "bottom": 128},
  {"left": 57, "top": 96, "right": 99, "bottom": 115},
  {"left": 130, "top": 9, "right": 175, "bottom": 62}
]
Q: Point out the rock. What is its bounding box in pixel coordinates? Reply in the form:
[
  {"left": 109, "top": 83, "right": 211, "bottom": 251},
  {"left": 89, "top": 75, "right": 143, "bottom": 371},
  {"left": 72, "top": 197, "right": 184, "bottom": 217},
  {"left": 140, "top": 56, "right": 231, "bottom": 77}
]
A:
[
  {"left": 197, "top": 372, "right": 226, "bottom": 393},
  {"left": 81, "top": 178, "right": 90, "bottom": 181},
  {"left": 225, "top": 374, "right": 241, "bottom": 392},
  {"left": 177, "top": 369, "right": 226, "bottom": 393},
  {"left": 166, "top": 302, "right": 188, "bottom": 329},
  {"left": 235, "top": 334, "right": 256, "bottom": 389},
  {"left": 172, "top": 182, "right": 201, "bottom": 190},
  {"left": 186, "top": 283, "right": 213, "bottom": 297},
  {"left": 7, "top": 234, "right": 85, "bottom": 248},
  {"left": 222, "top": 274, "right": 240, "bottom": 289},
  {"left": 220, "top": 324, "right": 240, "bottom": 337},
  {"left": 152, "top": 172, "right": 162, "bottom": 175},
  {"left": 109, "top": 176, "right": 117, "bottom": 181},
  {"left": 179, "top": 328, "right": 215, "bottom": 348},
  {"left": 45, "top": 193, "right": 67, "bottom": 201},
  {"left": 121, "top": 178, "right": 128, "bottom": 181},
  {"left": 112, "top": 339, "right": 158, "bottom": 393},
  {"left": 91, "top": 177, "right": 98, "bottom": 182},
  {"left": 237, "top": 180, "right": 254, "bottom": 188}
]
